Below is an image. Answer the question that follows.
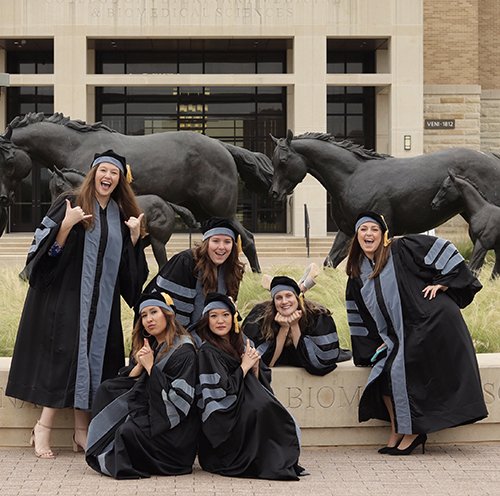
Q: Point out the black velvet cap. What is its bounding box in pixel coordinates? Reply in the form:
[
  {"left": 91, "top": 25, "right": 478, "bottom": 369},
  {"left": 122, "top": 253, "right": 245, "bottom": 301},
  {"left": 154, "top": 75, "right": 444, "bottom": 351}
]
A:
[
  {"left": 270, "top": 276, "right": 301, "bottom": 298},
  {"left": 355, "top": 211, "right": 389, "bottom": 234},
  {"left": 202, "top": 292, "right": 236, "bottom": 316},
  {"left": 91, "top": 149, "right": 127, "bottom": 175},
  {"left": 201, "top": 217, "right": 239, "bottom": 241}
]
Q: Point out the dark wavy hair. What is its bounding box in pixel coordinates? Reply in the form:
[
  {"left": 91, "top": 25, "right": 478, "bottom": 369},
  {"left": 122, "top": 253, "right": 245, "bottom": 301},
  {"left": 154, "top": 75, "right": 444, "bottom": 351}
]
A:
[
  {"left": 196, "top": 312, "right": 244, "bottom": 360},
  {"left": 132, "top": 307, "right": 191, "bottom": 360},
  {"left": 192, "top": 238, "right": 244, "bottom": 299},
  {"left": 345, "top": 234, "right": 392, "bottom": 279}
]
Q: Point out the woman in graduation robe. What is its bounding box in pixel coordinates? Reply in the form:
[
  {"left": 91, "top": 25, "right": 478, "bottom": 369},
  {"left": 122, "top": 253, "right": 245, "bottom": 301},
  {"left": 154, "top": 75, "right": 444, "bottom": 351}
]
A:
[
  {"left": 196, "top": 292, "right": 304, "bottom": 480},
  {"left": 144, "top": 217, "right": 244, "bottom": 332},
  {"left": 345, "top": 211, "right": 487, "bottom": 455},
  {"left": 243, "top": 275, "right": 346, "bottom": 376},
  {"left": 86, "top": 292, "right": 199, "bottom": 479},
  {"left": 6, "top": 150, "right": 148, "bottom": 458}
]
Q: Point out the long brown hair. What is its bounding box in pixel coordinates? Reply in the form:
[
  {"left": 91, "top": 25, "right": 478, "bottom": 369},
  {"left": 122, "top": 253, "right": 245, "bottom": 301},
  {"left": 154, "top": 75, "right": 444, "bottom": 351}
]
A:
[
  {"left": 75, "top": 166, "right": 146, "bottom": 236},
  {"left": 193, "top": 238, "right": 245, "bottom": 299},
  {"left": 345, "top": 234, "right": 392, "bottom": 279},
  {"left": 243, "top": 297, "right": 331, "bottom": 346},
  {"left": 196, "top": 312, "right": 245, "bottom": 360},
  {"left": 132, "top": 307, "right": 191, "bottom": 360}
]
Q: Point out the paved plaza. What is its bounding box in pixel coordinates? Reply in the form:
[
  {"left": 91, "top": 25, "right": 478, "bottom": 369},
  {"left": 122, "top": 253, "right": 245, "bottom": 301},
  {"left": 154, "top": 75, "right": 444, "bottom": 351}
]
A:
[{"left": 2, "top": 443, "right": 500, "bottom": 496}]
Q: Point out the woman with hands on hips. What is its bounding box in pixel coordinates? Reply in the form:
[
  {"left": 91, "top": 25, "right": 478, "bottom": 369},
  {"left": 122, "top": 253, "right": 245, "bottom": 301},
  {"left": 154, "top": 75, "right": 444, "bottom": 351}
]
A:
[
  {"left": 6, "top": 150, "right": 148, "bottom": 459},
  {"left": 196, "top": 292, "right": 305, "bottom": 480},
  {"left": 346, "top": 211, "right": 487, "bottom": 456},
  {"left": 86, "top": 292, "right": 199, "bottom": 479},
  {"left": 243, "top": 270, "right": 350, "bottom": 376}
]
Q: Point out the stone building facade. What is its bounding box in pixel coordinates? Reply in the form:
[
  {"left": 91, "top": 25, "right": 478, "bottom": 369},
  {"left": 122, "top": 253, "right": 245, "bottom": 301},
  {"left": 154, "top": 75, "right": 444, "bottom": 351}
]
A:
[{"left": 0, "top": 0, "right": 498, "bottom": 237}]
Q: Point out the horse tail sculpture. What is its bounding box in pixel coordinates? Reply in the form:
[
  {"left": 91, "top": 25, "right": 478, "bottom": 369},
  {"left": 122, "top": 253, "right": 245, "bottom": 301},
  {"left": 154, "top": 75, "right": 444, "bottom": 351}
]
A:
[
  {"left": 221, "top": 142, "right": 274, "bottom": 195},
  {"left": 169, "top": 203, "right": 201, "bottom": 230}
]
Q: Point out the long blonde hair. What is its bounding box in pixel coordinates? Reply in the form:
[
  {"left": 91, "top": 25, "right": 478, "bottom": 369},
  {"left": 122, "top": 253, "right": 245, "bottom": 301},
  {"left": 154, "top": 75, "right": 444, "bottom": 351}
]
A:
[{"left": 244, "top": 297, "right": 331, "bottom": 346}]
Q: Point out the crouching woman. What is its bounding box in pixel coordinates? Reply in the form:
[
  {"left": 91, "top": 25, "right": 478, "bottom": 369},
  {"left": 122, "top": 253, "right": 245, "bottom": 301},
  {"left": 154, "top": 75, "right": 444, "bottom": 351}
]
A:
[
  {"left": 196, "top": 292, "right": 305, "bottom": 480},
  {"left": 86, "top": 293, "right": 199, "bottom": 479}
]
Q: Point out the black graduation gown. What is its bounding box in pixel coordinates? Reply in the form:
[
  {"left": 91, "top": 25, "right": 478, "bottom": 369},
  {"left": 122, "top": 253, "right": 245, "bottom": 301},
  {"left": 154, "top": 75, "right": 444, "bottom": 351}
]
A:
[
  {"left": 243, "top": 302, "right": 340, "bottom": 376},
  {"left": 197, "top": 342, "right": 302, "bottom": 480},
  {"left": 86, "top": 336, "right": 199, "bottom": 479},
  {"left": 144, "top": 249, "right": 232, "bottom": 330},
  {"left": 6, "top": 194, "right": 148, "bottom": 410},
  {"left": 346, "top": 234, "right": 488, "bottom": 435}
]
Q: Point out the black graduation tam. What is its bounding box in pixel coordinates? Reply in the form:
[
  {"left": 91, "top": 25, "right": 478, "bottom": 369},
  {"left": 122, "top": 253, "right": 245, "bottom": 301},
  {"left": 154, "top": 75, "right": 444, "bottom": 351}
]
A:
[
  {"left": 136, "top": 292, "right": 175, "bottom": 315},
  {"left": 355, "top": 211, "right": 390, "bottom": 246},
  {"left": 91, "top": 149, "right": 127, "bottom": 176},
  {"left": 202, "top": 292, "right": 240, "bottom": 332},
  {"left": 270, "top": 276, "right": 301, "bottom": 299},
  {"left": 202, "top": 292, "right": 236, "bottom": 316},
  {"left": 202, "top": 217, "right": 239, "bottom": 242}
]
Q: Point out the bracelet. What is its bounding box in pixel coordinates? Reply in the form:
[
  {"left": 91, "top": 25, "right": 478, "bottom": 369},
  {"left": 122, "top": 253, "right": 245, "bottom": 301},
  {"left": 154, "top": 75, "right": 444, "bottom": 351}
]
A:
[{"left": 48, "top": 240, "right": 64, "bottom": 257}]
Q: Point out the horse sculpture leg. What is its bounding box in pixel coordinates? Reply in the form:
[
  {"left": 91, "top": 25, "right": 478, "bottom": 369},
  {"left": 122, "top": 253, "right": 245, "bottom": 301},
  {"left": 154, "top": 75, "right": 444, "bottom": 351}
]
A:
[
  {"left": 491, "top": 248, "right": 500, "bottom": 279},
  {"left": 468, "top": 239, "right": 488, "bottom": 276},
  {"left": 229, "top": 215, "right": 261, "bottom": 273},
  {"left": 324, "top": 231, "right": 352, "bottom": 268}
]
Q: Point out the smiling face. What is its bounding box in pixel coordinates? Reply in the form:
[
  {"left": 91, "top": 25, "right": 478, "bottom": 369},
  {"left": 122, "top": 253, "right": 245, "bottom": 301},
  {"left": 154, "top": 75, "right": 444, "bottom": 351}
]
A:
[
  {"left": 94, "top": 162, "right": 121, "bottom": 205},
  {"left": 207, "top": 235, "right": 234, "bottom": 265},
  {"left": 208, "top": 308, "right": 233, "bottom": 341},
  {"left": 357, "top": 221, "right": 382, "bottom": 260},
  {"left": 141, "top": 305, "right": 168, "bottom": 342},
  {"left": 274, "top": 290, "right": 299, "bottom": 317}
]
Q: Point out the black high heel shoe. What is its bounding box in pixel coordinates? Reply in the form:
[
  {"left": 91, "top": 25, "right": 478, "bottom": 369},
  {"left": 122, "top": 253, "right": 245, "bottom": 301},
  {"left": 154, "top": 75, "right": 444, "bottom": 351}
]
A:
[
  {"left": 378, "top": 436, "right": 403, "bottom": 454},
  {"left": 387, "top": 434, "right": 427, "bottom": 456}
]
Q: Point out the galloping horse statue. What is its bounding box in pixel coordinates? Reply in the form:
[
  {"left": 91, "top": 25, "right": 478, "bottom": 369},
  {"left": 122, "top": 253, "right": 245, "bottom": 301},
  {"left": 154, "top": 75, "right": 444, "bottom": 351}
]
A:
[
  {"left": 0, "top": 112, "right": 274, "bottom": 272},
  {"left": 48, "top": 167, "right": 200, "bottom": 270},
  {"left": 270, "top": 130, "right": 500, "bottom": 268}
]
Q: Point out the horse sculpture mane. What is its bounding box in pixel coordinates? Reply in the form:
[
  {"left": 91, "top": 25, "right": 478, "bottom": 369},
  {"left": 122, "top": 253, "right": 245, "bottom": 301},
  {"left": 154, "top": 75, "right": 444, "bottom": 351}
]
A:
[
  {"left": 8, "top": 112, "right": 116, "bottom": 134},
  {"left": 451, "top": 172, "right": 491, "bottom": 203},
  {"left": 292, "top": 132, "right": 393, "bottom": 160}
]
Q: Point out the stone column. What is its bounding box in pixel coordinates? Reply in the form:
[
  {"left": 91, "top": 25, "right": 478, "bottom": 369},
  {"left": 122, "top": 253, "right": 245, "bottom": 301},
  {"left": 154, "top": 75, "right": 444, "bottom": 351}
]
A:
[
  {"left": 54, "top": 29, "right": 87, "bottom": 120},
  {"left": 289, "top": 33, "right": 327, "bottom": 237}
]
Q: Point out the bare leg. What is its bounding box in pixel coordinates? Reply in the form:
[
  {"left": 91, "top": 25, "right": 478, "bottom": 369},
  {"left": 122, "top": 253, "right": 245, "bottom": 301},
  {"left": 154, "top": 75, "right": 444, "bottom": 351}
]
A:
[
  {"left": 382, "top": 395, "right": 403, "bottom": 448},
  {"left": 31, "top": 406, "right": 58, "bottom": 458},
  {"left": 74, "top": 409, "right": 91, "bottom": 451}
]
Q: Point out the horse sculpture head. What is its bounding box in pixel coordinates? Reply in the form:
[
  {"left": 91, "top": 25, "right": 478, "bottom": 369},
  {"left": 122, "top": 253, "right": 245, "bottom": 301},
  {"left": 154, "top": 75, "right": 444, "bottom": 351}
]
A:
[
  {"left": 270, "top": 130, "right": 308, "bottom": 201},
  {"left": 0, "top": 126, "right": 33, "bottom": 206},
  {"left": 48, "top": 166, "right": 86, "bottom": 202},
  {"left": 430, "top": 169, "right": 460, "bottom": 210}
]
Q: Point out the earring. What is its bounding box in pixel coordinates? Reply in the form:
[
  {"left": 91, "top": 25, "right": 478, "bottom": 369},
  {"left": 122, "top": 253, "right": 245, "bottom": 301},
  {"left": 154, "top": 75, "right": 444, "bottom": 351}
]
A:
[{"left": 142, "top": 329, "right": 151, "bottom": 338}]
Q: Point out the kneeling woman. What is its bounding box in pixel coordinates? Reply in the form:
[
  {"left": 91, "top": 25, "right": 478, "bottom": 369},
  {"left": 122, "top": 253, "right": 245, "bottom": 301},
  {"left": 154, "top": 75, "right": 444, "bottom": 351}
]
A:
[
  {"left": 196, "top": 292, "right": 304, "bottom": 480},
  {"left": 243, "top": 276, "right": 347, "bottom": 376},
  {"left": 86, "top": 293, "right": 199, "bottom": 479},
  {"left": 346, "top": 211, "right": 487, "bottom": 455}
]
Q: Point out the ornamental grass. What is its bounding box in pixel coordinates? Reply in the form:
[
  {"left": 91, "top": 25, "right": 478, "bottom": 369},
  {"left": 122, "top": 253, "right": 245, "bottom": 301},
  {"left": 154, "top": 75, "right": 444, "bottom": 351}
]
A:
[{"left": 1, "top": 255, "right": 500, "bottom": 357}]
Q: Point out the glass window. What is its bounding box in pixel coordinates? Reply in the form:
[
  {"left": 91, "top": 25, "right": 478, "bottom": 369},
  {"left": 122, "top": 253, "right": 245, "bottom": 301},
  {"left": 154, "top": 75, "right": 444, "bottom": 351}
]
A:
[{"left": 7, "top": 50, "right": 54, "bottom": 75}]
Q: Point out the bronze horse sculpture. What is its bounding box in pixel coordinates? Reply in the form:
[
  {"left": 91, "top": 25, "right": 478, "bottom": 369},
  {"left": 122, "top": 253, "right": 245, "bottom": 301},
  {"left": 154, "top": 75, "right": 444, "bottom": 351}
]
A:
[
  {"left": 0, "top": 112, "right": 274, "bottom": 272},
  {"left": 270, "top": 130, "right": 500, "bottom": 267},
  {"left": 48, "top": 167, "right": 200, "bottom": 270},
  {"left": 433, "top": 170, "right": 500, "bottom": 278}
]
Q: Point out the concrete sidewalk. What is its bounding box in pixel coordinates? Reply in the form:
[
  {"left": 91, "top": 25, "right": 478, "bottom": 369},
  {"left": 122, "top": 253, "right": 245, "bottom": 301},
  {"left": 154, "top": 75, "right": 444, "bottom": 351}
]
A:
[{"left": 2, "top": 444, "right": 500, "bottom": 496}]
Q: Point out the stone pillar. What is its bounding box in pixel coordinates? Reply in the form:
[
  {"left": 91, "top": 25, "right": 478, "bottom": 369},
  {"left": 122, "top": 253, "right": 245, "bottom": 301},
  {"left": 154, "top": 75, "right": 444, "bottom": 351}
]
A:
[
  {"left": 54, "top": 29, "right": 87, "bottom": 120},
  {"left": 289, "top": 33, "right": 327, "bottom": 237},
  {"left": 389, "top": 33, "right": 424, "bottom": 156}
]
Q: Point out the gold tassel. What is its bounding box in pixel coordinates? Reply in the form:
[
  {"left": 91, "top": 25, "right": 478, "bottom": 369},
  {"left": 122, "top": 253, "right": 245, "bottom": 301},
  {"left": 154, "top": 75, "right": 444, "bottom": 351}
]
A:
[
  {"left": 236, "top": 234, "right": 242, "bottom": 254},
  {"left": 234, "top": 312, "right": 240, "bottom": 333},
  {"left": 161, "top": 292, "right": 174, "bottom": 307},
  {"left": 380, "top": 214, "right": 390, "bottom": 247},
  {"left": 126, "top": 164, "right": 133, "bottom": 184}
]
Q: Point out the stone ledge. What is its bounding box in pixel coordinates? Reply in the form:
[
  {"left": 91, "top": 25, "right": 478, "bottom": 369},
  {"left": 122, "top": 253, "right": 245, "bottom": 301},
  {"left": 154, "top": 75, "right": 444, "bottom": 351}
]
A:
[{"left": 1, "top": 354, "right": 498, "bottom": 448}]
